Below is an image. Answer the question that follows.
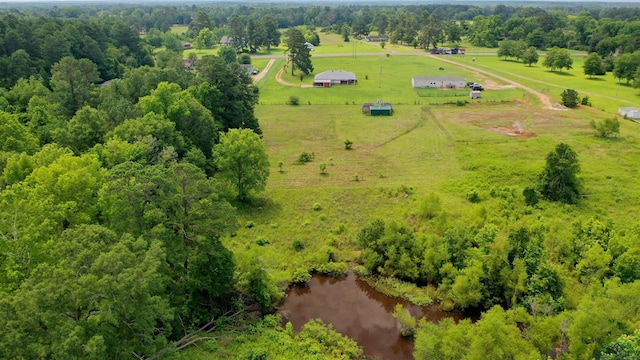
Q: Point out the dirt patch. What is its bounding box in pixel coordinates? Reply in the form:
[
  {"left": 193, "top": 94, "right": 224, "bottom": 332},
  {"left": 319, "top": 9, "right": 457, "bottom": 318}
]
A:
[
  {"left": 491, "top": 126, "right": 536, "bottom": 139},
  {"left": 483, "top": 79, "right": 516, "bottom": 90}
]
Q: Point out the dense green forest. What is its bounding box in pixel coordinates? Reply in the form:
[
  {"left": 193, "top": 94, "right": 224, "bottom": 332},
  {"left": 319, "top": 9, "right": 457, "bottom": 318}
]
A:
[{"left": 1, "top": 1, "right": 640, "bottom": 359}]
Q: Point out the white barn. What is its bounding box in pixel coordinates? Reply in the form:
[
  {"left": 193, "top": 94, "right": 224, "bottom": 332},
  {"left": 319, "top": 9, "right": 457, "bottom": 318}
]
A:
[
  {"left": 619, "top": 107, "right": 640, "bottom": 120},
  {"left": 412, "top": 76, "right": 466, "bottom": 89}
]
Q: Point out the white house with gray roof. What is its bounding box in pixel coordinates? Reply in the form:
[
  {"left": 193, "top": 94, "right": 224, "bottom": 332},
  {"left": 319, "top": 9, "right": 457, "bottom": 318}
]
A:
[
  {"left": 412, "top": 76, "right": 466, "bottom": 89},
  {"left": 313, "top": 70, "right": 357, "bottom": 87}
]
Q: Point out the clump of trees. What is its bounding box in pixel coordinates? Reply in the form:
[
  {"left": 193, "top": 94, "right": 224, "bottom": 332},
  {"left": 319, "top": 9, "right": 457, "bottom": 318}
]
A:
[{"left": 539, "top": 143, "right": 581, "bottom": 204}]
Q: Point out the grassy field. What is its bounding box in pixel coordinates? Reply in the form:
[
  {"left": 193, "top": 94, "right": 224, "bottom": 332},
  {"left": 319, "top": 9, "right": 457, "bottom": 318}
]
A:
[
  {"left": 257, "top": 55, "right": 526, "bottom": 106},
  {"left": 448, "top": 54, "right": 640, "bottom": 113},
  {"left": 223, "top": 96, "right": 640, "bottom": 288}
]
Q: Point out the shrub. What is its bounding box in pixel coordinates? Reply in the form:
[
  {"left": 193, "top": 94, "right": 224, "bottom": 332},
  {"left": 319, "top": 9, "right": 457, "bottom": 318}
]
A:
[
  {"left": 255, "top": 236, "right": 270, "bottom": 246},
  {"left": 560, "top": 89, "right": 579, "bottom": 108},
  {"left": 456, "top": 100, "right": 467, "bottom": 106},
  {"left": 319, "top": 162, "right": 327, "bottom": 174},
  {"left": 392, "top": 304, "right": 417, "bottom": 337},
  {"left": 344, "top": 139, "right": 353, "bottom": 150},
  {"left": 312, "top": 202, "right": 322, "bottom": 211},
  {"left": 278, "top": 161, "right": 284, "bottom": 173},
  {"left": 205, "top": 339, "right": 219, "bottom": 353},
  {"left": 420, "top": 193, "right": 442, "bottom": 219},
  {"left": 523, "top": 186, "right": 539, "bottom": 206},
  {"left": 293, "top": 239, "right": 305, "bottom": 251},
  {"left": 466, "top": 190, "right": 481, "bottom": 203},
  {"left": 288, "top": 96, "right": 300, "bottom": 106},
  {"left": 298, "top": 151, "right": 313, "bottom": 163},
  {"left": 590, "top": 117, "right": 620, "bottom": 138},
  {"left": 238, "top": 53, "right": 251, "bottom": 64},
  {"left": 291, "top": 269, "right": 312, "bottom": 285},
  {"left": 247, "top": 350, "right": 267, "bottom": 360},
  {"left": 331, "top": 222, "right": 347, "bottom": 234},
  {"left": 581, "top": 96, "right": 592, "bottom": 106},
  {"left": 245, "top": 221, "right": 256, "bottom": 228},
  {"left": 315, "top": 262, "right": 348, "bottom": 276}
]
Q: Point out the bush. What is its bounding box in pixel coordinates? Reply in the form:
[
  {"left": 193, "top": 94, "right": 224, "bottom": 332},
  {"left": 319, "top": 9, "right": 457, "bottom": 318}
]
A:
[
  {"left": 560, "top": 89, "right": 579, "bottom": 108},
  {"left": 292, "top": 269, "right": 312, "bottom": 285},
  {"left": 581, "top": 96, "right": 592, "bottom": 106},
  {"left": 590, "top": 117, "right": 620, "bottom": 138},
  {"left": 245, "top": 221, "right": 256, "bottom": 228},
  {"left": 293, "top": 239, "right": 305, "bottom": 251},
  {"left": 344, "top": 139, "right": 353, "bottom": 150},
  {"left": 298, "top": 151, "right": 314, "bottom": 163},
  {"left": 419, "top": 193, "right": 442, "bottom": 219},
  {"left": 205, "top": 339, "right": 219, "bottom": 353},
  {"left": 238, "top": 53, "right": 251, "bottom": 64},
  {"left": 523, "top": 186, "right": 539, "bottom": 206},
  {"left": 456, "top": 100, "right": 467, "bottom": 106},
  {"left": 312, "top": 202, "right": 322, "bottom": 211},
  {"left": 466, "top": 190, "right": 481, "bottom": 203},
  {"left": 288, "top": 96, "right": 300, "bottom": 106},
  {"left": 392, "top": 304, "right": 417, "bottom": 337},
  {"left": 319, "top": 162, "right": 327, "bottom": 174},
  {"left": 255, "top": 236, "right": 270, "bottom": 246},
  {"left": 315, "top": 262, "right": 348, "bottom": 276}
]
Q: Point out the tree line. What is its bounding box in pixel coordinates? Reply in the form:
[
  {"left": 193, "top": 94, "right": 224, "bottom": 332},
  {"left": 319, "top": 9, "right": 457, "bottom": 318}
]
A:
[{"left": 0, "top": 9, "right": 277, "bottom": 357}]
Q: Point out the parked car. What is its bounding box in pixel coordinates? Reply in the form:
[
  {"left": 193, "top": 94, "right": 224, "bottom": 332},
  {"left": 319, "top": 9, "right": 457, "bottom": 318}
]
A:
[
  {"left": 472, "top": 84, "right": 484, "bottom": 91},
  {"left": 467, "top": 81, "right": 475, "bottom": 87},
  {"left": 252, "top": 69, "right": 259, "bottom": 75}
]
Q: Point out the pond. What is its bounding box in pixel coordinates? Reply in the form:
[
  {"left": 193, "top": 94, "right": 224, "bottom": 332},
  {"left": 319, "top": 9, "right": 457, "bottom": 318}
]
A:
[{"left": 280, "top": 273, "right": 473, "bottom": 360}]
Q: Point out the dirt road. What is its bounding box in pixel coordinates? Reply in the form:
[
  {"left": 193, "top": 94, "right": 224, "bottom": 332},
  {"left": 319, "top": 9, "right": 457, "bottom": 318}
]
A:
[
  {"left": 252, "top": 58, "right": 276, "bottom": 83},
  {"left": 423, "top": 54, "right": 556, "bottom": 110}
]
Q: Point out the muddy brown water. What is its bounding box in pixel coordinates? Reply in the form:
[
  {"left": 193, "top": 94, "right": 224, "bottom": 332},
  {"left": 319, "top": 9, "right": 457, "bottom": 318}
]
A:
[{"left": 280, "top": 273, "right": 474, "bottom": 360}]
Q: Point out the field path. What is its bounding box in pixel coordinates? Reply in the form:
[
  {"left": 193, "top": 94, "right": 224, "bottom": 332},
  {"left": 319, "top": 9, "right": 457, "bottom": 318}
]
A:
[
  {"left": 252, "top": 59, "right": 276, "bottom": 83},
  {"left": 275, "top": 62, "right": 299, "bottom": 87},
  {"left": 423, "top": 54, "right": 556, "bottom": 110}
]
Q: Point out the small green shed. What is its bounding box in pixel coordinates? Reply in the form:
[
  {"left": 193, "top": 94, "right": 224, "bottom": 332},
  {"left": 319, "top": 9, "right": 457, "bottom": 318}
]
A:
[{"left": 370, "top": 105, "right": 392, "bottom": 116}]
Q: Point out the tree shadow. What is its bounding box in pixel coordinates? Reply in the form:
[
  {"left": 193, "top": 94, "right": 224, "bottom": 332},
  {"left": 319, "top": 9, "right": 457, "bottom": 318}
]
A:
[
  {"left": 586, "top": 77, "right": 605, "bottom": 81},
  {"left": 548, "top": 70, "right": 575, "bottom": 76},
  {"left": 500, "top": 59, "right": 521, "bottom": 63}
]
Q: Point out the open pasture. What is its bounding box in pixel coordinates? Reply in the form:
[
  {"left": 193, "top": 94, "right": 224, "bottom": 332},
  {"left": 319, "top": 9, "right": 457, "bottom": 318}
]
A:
[{"left": 230, "top": 99, "right": 640, "bottom": 285}]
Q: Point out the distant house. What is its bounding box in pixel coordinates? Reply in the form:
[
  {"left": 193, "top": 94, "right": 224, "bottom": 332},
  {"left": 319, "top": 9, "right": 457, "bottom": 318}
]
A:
[
  {"left": 412, "top": 76, "right": 466, "bottom": 89},
  {"left": 98, "top": 78, "right": 120, "bottom": 87},
  {"left": 182, "top": 41, "right": 192, "bottom": 49},
  {"left": 313, "top": 70, "right": 357, "bottom": 87},
  {"left": 219, "top": 36, "right": 233, "bottom": 46},
  {"left": 183, "top": 58, "right": 195, "bottom": 71},
  {"left": 366, "top": 35, "right": 388, "bottom": 42},
  {"left": 240, "top": 64, "right": 254, "bottom": 75},
  {"left": 619, "top": 107, "right": 640, "bottom": 120},
  {"left": 304, "top": 42, "right": 315, "bottom": 51}
]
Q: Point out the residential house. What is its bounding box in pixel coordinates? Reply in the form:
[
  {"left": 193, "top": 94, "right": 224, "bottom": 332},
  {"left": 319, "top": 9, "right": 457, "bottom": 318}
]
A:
[
  {"left": 412, "top": 76, "right": 466, "bottom": 89},
  {"left": 313, "top": 70, "right": 357, "bottom": 87},
  {"left": 365, "top": 35, "right": 388, "bottom": 42}
]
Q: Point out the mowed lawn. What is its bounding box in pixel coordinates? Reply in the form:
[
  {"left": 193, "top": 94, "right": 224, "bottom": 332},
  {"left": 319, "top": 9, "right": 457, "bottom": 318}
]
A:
[
  {"left": 448, "top": 54, "right": 640, "bottom": 113},
  {"left": 257, "top": 54, "right": 526, "bottom": 105}
]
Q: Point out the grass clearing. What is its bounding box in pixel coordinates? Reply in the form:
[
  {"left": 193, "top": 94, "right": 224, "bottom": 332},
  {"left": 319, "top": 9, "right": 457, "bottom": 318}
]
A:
[
  {"left": 227, "top": 96, "right": 640, "bottom": 288},
  {"left": 448, "top": 55, "right": 640, "bottom": 113},
  {"left": 258, "top": 55, "right": 526, "bottom": 106}
]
